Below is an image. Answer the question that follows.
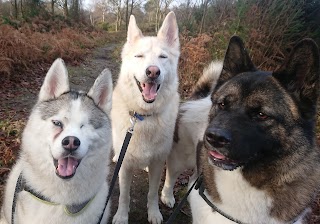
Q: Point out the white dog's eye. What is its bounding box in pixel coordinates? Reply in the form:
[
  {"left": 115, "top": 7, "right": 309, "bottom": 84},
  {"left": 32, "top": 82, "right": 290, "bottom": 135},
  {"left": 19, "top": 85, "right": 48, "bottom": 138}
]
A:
[
  {"left": 159, "top": 55, "right": 167, "bottom": 59},
  {"left": 52, "top": 120, "right": 63, "bottom": 128},
  {"left": 135, "top": 54, "right": 143, "bottom": 58},
  {"left": 80, "top": 124, "right": 84, "bottom": 129}
]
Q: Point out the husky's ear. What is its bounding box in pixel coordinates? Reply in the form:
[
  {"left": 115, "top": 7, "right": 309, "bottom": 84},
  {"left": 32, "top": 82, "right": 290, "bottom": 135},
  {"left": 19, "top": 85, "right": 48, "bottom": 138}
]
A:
[
  {"left": 216, "top": 36, "right": 256, "bottom": 89},
  {"left": 88, "top": 68, "right": 113, "bottom": 114},
  {"left": 273, "top": 39, "right": 320, "bottom": 119},
  {"left": 157, "top": 11, "right": 179, "bottom": 49},
  {"left": 127, "top": 15, "right": 143, "bottom": 44},
  {"left": 39, "top": 58, "right": 70, "bottom": 102}
]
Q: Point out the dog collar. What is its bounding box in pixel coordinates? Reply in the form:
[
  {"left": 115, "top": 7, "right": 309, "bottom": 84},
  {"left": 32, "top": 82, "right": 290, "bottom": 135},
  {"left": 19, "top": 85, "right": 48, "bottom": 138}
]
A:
[
  {"left": 129, "top": 110, "right": 152, "bottom": 120},
  {"left": 15, "top": 173, "right": 94, "bottom": 217},
  {"left": 195, "top": 175, "right": 305, "bottom": 224},
  {"left": 195, "top": 175, "right": 247, "bottom": 224}
]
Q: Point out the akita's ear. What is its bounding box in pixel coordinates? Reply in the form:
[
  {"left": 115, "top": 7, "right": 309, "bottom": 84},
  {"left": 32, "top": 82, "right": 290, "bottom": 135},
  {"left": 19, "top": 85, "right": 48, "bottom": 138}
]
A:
[
  {"left": 88, "top": 68, "right": 113, "bottom": 114},
  {"left": 157, "top": 11, "right": 179, "bottom": 49},
  {"left": 273, "top": 39, "right": 320, "bottom": 119},
  {"left": 39, "top": 58, "right": 70, "bottom": 102},
  {"left": 217, "top": 36, "right": 256, "bottom": 88},
  {"left": 127, "top": 15, "right": 143, "bottom": 44}
]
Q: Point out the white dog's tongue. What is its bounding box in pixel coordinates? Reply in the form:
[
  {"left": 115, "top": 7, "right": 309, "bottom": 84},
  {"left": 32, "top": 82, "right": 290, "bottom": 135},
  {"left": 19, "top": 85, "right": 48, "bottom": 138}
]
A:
[
  {"left": 57, "top": 157, "right": 79, "bottom": 177},
  {"left": 141, "top": 83, "right": 157, "bottom": 101}
]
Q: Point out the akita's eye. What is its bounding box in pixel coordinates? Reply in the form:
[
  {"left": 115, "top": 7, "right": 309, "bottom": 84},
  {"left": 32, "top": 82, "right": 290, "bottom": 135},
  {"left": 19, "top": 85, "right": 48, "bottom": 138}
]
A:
[
  {"left": 159, "top": 55, "right": 167, "bottom": 59},
  {"left": 218, "top": 102, "right": 225, "bottom": 109},
  {"left": 135, "top": 54, "right": 143, "bottom": 58},
  {"left": 257, "top": 112, "right": 269, "bottom": 121},
  {"left": 52, "top": 120, "right": 63, "bottom": 128}
]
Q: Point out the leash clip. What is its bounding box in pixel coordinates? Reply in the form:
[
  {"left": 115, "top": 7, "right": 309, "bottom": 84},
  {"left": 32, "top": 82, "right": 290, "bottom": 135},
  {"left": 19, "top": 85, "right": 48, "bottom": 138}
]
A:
[
  {"left": 128, "top": 116, "right": 137, "bottom": 133},
  {"left": 128, "top": 111, "right": 145, "bottom": 133}
]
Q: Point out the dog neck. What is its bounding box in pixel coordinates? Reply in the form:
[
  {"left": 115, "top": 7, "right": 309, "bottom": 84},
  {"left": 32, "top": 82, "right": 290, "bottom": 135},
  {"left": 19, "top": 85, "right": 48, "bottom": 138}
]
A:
[
  {"left": 129, "top": 110, "right": 153, "bottom": 119},
  {"left": 195, "top": 175, "right": 306, "bottom": 224},
  {"left": 15, "top": 173, "right": 94, "bottom": 216}
]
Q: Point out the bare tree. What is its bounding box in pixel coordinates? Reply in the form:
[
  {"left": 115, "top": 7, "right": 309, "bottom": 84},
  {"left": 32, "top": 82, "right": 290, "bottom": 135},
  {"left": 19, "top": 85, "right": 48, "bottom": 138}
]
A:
[
  {"left": 63, "top": 0, "right": 68, "bottom": 17},
  {"left": 199, "top": 0, "right": 209, "bottom": 34}
]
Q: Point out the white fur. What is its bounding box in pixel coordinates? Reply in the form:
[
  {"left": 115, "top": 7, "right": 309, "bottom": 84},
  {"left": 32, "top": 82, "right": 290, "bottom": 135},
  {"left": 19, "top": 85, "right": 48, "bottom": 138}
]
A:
[
  {"left": 111, "top": 12, "right": 180, "bottom": 224},
  {"left": 0, "top": 59, "right": 113, "bottom": 224},
  {"left": 161, "top": 61, "right": 222, "bottom": 207},
  {"left": 161, "top": 96, "right": 211, "bottom": 207},
  {"left": 188, "top": 169, "right": 304, "bottom": 224}
]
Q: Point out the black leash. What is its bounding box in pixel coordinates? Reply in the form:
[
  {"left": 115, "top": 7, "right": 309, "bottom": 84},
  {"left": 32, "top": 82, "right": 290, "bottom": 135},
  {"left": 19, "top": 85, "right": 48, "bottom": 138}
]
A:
[
  {"left": 165, "top": 176, "right": 200, "bottom": 224},
  {"left": 196, "top": 176, "right": 247, "bottom": 224},
  {"left": 166, "top": 174, "right": 303, "bottom": 224},
  {"left": 97, "top": 112, "right": 143, "bottom": 223},
  {"left": 11, "top": 173, "right": 23, "bottom": 224},
  {"left": 165, "top": 175, "right": 246, "bottom": 224}
]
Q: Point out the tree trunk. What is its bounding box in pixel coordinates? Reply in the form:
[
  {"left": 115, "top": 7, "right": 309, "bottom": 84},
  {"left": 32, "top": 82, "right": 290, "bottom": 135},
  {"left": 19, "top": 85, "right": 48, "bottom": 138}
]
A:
[
  {"left": 116, "top": 0, "right": 122, "bottom": 31},
  {"left": 199, "top": 0, "right": 209, "bottom": 34},
  {"left": 64, "top": 0, "right": 68, "bottom": 18},
  {"left": 13, "top": 0, "right": 18, "bottom": 19},
  {"left": 125, "top": 0, "right": 129, "bottom": 31},
  {"left": 130, "top": 0, "right": 134, "bottom": 16},
  {"left": 20, "top": 0, "right": 23, "bottom": 18},
  {"left": 51, "top": 0, "right": 55, "bottom": 15},
  {"left": 155, "top": 0, "right": 161, "bottom": 32}
]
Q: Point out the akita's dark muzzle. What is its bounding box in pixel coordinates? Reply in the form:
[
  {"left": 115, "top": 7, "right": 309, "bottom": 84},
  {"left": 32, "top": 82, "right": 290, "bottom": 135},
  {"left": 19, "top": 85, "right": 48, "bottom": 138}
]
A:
[{"left": 204, "top": 127, "right": 241, "bottom": 171}]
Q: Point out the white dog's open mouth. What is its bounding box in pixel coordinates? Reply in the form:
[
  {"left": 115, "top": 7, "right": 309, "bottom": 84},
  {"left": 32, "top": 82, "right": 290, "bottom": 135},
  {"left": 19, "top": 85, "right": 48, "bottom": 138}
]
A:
[
  {"left": 134, "top": 77, "right": 160, "bottom": 103},
  {"left": 54, "top": 156, "right": 81, "bottom": 179}
]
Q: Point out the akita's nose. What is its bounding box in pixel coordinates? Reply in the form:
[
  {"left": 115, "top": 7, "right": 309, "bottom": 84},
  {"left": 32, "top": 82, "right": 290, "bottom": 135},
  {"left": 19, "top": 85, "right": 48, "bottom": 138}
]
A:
[
  {"left": 146, "top": 66, "right": 160, "bottom": 79},
  {"left": 205, "top": 128, "right": 231, "bottom": 148},
  {"left": 62, "top": 136, "right": 81, "bottom": 151}
]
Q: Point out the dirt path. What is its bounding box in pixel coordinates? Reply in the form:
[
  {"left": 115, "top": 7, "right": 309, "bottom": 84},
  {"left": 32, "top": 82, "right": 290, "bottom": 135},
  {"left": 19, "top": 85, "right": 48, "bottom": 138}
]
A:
[{"left": 0, "top": 43, "right": 192, "bottom": 224}]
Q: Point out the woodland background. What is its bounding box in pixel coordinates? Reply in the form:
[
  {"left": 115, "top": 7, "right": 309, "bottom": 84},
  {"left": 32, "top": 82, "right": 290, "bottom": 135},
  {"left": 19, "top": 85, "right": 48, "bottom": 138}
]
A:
[{"left": 0, "top": 0, "right": 320, "bottom": 223}]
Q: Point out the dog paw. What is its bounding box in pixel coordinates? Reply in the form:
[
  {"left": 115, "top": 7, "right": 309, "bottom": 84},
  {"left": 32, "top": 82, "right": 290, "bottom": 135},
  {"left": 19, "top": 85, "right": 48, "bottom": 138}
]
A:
[
  {"left": 148, "top": 209, "right": 163, "bottom": 224},
  {"left": 112, "top": 211, "right": 128, "bottom": 224},
  {"left": 160, "top": 191, "right": 175, "bottom": 208}
]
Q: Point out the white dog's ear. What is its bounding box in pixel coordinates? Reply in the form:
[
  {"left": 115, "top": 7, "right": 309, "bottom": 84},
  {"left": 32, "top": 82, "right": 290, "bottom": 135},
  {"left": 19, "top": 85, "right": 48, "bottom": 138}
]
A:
[
  {"left": 39, "top": 58, "right": 70, "bottom": 102},
  {"left": 157, "top": 11, "right": 179, "bottom": 48},
  {"left": 88, "top": 68, "right": 113, "bottom": 114},
  {"left": 127, "top": 15, "right": 143, "bottom": 44}
]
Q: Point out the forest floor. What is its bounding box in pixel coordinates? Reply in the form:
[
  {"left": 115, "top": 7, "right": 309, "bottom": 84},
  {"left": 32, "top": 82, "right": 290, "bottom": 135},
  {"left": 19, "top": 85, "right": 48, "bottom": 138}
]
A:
[{"left": 0, "top": 41, "right": 191, "bottom": 224}]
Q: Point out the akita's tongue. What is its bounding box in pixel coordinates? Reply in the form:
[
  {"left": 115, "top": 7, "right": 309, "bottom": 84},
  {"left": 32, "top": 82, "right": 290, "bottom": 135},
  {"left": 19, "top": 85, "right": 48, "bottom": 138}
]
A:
[
  {"left": 57, "top": 157, "right": 79, "bottom": 177},
  {"left": 141, "top": 82, "right": 158, "bottom": 101},
  {"left": 209, "top": 150, "right": 226, "bottom": 160}
]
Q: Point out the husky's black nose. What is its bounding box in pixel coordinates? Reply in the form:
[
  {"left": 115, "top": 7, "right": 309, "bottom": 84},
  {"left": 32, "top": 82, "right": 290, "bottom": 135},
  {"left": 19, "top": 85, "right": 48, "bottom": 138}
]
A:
[
  {"left": 146, "top": 66, "right": 160, "bottom": 79},
  {"left": 205, "top": 128, "right": 231, "bottom": 148},
  {"left": 62, "top": 136, "right": 81, "bottom": 151}
]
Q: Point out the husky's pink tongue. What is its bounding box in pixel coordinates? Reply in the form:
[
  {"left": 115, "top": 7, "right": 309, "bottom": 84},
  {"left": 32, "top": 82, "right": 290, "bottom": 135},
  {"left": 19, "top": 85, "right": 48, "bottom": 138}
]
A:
[
  {"left": 57, "top": 157, "right": 79, "bottom": 177},
  {"left": 141, "top": 83, "right": 158, "bottom": 101}
]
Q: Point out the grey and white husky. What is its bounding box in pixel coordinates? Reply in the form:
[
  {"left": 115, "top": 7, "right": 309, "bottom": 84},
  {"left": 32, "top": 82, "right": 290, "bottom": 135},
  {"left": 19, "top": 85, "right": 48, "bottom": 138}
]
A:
[{"left": 0, "top": 58, "right": 113, "bottom": 224}]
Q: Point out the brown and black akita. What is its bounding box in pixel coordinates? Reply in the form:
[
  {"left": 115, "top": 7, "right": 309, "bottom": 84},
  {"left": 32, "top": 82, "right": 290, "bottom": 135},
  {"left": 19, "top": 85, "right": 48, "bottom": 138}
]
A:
[{"left": 187, "top": 36, "right": 320, "bottom": 224}]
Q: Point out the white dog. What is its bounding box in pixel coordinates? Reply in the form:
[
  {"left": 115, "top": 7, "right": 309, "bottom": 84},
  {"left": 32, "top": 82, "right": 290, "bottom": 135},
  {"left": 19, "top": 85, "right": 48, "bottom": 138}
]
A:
[
  {"left": 161, "top": 61, "right": 222, "bottom": 208},
  {"left": 0, "top": 58, "right": 113, "bottom": 224},
  {"left": 111, "top": 12, "right": 180, "bottom": 224}
]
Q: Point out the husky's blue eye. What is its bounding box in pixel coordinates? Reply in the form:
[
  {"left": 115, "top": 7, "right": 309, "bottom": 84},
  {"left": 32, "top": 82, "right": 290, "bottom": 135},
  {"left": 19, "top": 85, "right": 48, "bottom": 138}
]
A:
[
  {"left": 159, "top": 55, "right": 167, "bottom": 58},
  {"left": 52, "top": 120, "right": 63, "bottom": 128}
]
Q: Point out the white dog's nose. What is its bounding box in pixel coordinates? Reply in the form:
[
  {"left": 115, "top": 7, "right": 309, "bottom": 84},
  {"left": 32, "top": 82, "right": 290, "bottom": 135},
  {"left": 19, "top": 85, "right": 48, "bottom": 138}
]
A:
[
  {"left": 62, "top": 136, "right": 81, "bottom": 151},
  {"left": 146, "top": 66, "right": 160, "bottom": 79}
]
